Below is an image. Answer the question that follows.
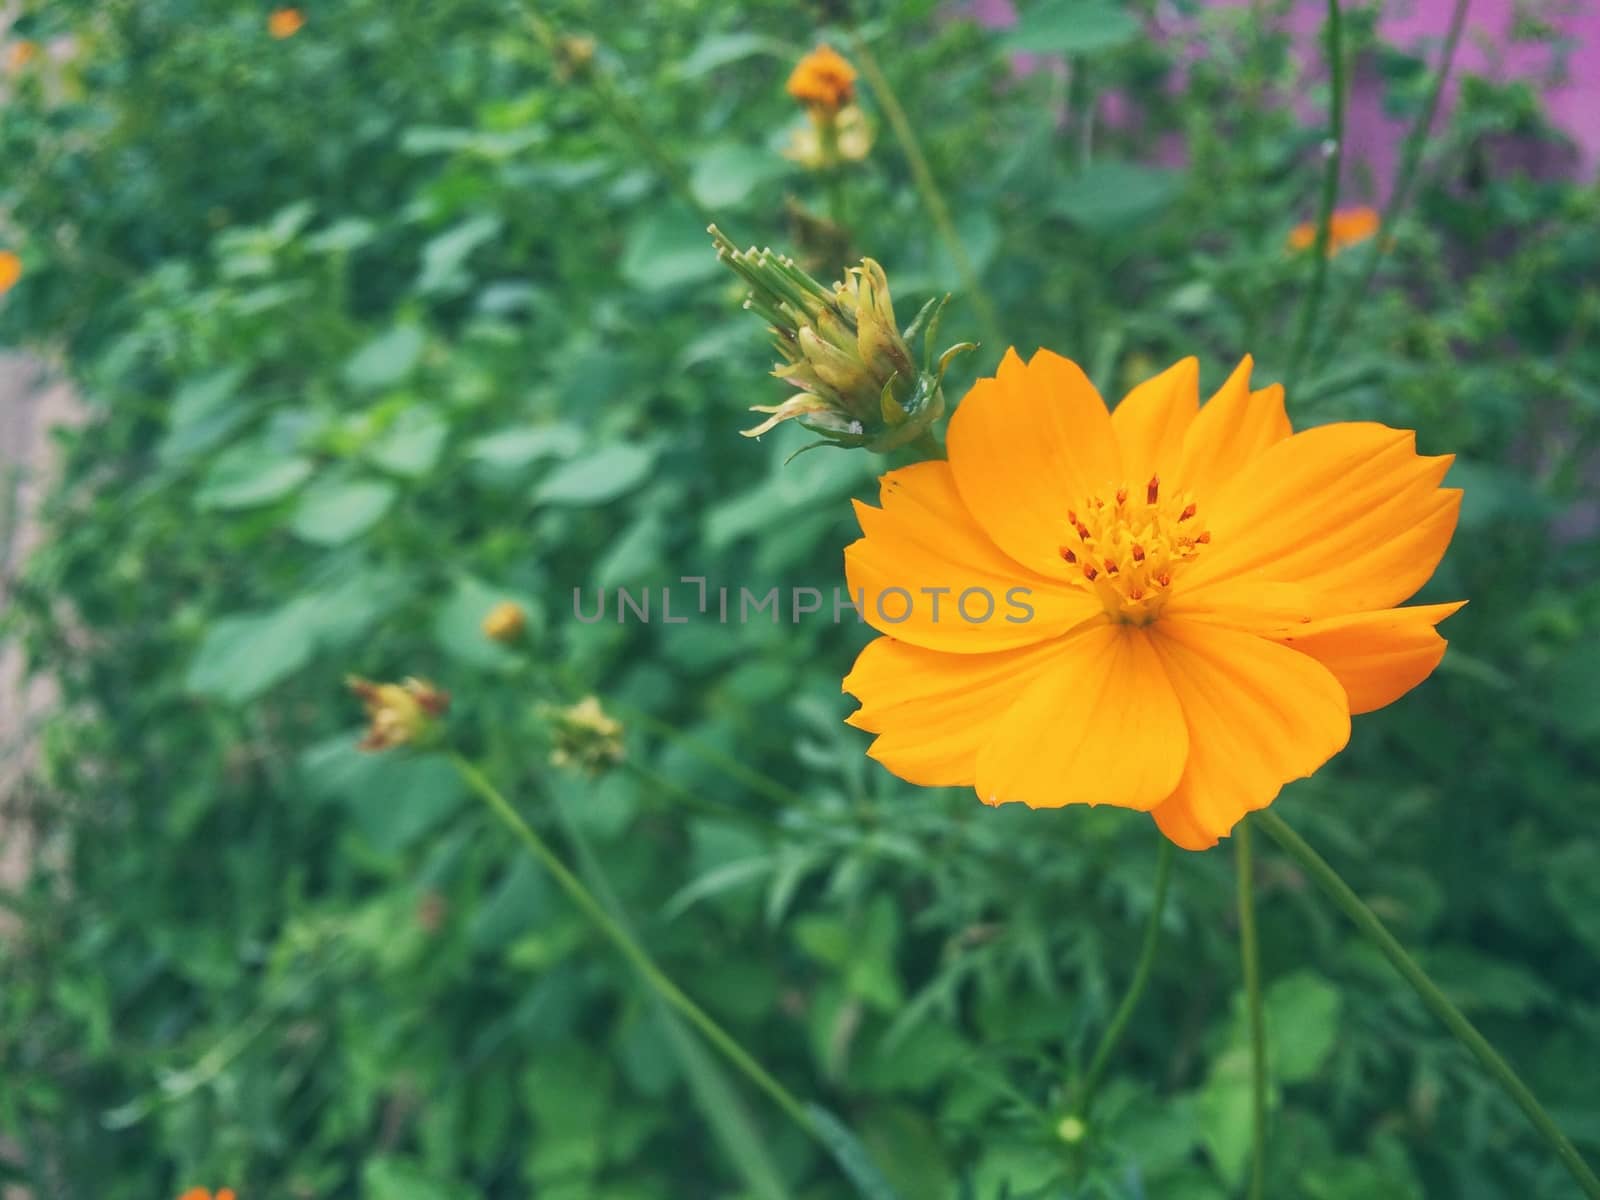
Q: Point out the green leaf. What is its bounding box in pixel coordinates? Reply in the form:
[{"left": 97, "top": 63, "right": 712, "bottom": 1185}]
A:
[
  {"left": 361, "top": 1157, "right": 468, "bottom": 1200},
  {"left": 194, "top": 442, "right": 312, "bottom": 510},
  {"left": 1547, "top": 842, "right": 1600, "bottom": 959},
  {"left": 1194, "top": 1048, "right": 1255, "bottom": 1187},
  {"left": 621, "top": 207, "right": 722, "bottom": 292},
  {"left": 674, "top": 31, "right": 789, "bottom": 79},
  {"left": 691, "top": 142, "right": 788, "bottom": 210},
  {"left": 289, "top": 477, "right": 398, "bottom": 545},
  {"left": 468, "top": 424, "right": 583, "bottom": 471},
  {"left": 1053, "top": 162, "right": 1182, "bottom": 234},
  {"left": 533, "top": 443, "right": 654, "bottom": 506},
  {"left": 184, "top": 603, "right": 319, "bottom": 704},
  {"left": 300, "top": 742, "right": 465, "bottom": 855},
  {"left": 345, "top": 324, "right": 426, "bottom": 391},
  {"left": 158, "top": 366, "right": 250, "bottom": 465},
  {"left": 417, "top": 214, "right": 502, "bottom": 294},
  {"left": 1002, "top": 0, "right": 1141, "bottom": 54},
  {"left": 594, "top": 510, "right": 667, "bottom": 587},
  {"left": 366, "top": 407, "right": 448, "bottom": 478},
  {"left": 805, "top": 1104, "right": 905, "bottom": 1200},
  {"left": 1265, "top": 969, "right": 1342, "bottom": 1083}
]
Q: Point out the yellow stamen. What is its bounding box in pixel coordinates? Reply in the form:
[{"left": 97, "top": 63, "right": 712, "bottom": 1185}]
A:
[{"left": 1061, "top": 483, "right": 1210, "bottom": 624}]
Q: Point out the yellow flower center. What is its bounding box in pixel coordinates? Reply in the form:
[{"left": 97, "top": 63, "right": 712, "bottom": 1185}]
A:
[{"left": 1059, "top": 474, "right": 1210, "bottom": 625}]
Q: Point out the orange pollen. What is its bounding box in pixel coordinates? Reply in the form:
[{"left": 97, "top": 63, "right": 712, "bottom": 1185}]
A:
[{"left": 1062, "top": 482, "right": 1209, "bottom": 624}]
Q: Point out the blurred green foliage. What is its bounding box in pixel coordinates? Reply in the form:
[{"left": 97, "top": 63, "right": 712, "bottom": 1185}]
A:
[{"left": 2, "top": 0, "right": 1598, "bottom": 1197}]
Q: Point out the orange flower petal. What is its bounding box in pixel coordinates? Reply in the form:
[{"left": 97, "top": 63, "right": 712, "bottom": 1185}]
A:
[
  {"left": 1148, "top": 618, "right": 1350, "bottom": 846},
  {"left": 845, "top": 461, "right": 1100, "bottom": 652},
  {"left": 1111, "top": 356, "right": 1198, "bottom": 484},
  {"left": 1274, "top": 601, "right": 1464, "bottom": 714},
  {"left": 1151, "top": 791, "right": 1217, "bottom": 851},
  {"left": 1177, "top": 356, "right": 1292, "bottom": 497},
  {"left": 946, "top": 348, "right": 1121, "bottom": 578},
  {"left": 843, "top": 635, "right": 1077, "bottom": 786},
  {"left": 1184, "top": 422, "right": 1459, "bottom": 614},
  {"left": 974, "top": 623, "right": 1188, "bottom": 812}
]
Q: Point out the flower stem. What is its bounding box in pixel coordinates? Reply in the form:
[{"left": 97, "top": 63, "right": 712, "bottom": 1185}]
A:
[
  {"left": 1237, "top": 819, "right": 1268, "bottom": 1200},
  {"left": 847, "top": 31, "right": 1005, "bottom": 354},
  {"left": 1077, "top": 838, "right": 1174, "bottom": 1118},
  {"left": 1311, "top": 0, "right": 1470, "bottom": 369},
  {"left": 1285, "top": 0, "right": 1347, "bottom": 391},
  {"left": 526, "top": 11, "right": 713, "bottom": 226},
  {"left": 1255, "top": 810, "right": 1600, "bottom": 1200},
  {"left": 448, "top": 754, "right": 815, "bottom": 1137}
]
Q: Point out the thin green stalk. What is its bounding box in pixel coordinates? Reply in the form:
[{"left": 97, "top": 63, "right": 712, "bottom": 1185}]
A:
[
  {"left": 527, "top": 12, "right": 713, "bottom": 226},
  {"left": 449, "top": 754, "right": 814, "bottom": 1136},
  {"left": 1256, "top": 810, "right": 1600, "bottom": 1200},
  {"left": 847, "top": 31, "right": 1005, "bottom": 353},
  {"left": 1077, "top": 839, "right": 1174, "bottom": 1118},
  {"left": 549, "top": 785, "right": 792, "bottom": 1200},
  {"left": 1312, "top": 0, "right": 1471, "bottom": 369},
  {"left": 613, "top": 702, "right": 809, "bottom": 809},
  {"left": 1237, "top": 819, "right": 1268, "bottom": 1200},
  {"left": 1285, "top": 0, "right": 1347, "bottom": 390}
]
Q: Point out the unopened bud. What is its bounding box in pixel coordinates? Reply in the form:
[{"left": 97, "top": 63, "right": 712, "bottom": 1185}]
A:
[
  {"left": 710, "top": 227, "right": 974, "bottom": 455},
  {"left": 543, "top": 696, "right": 624, "bottom": 774},
  {"left": 481, "top": 600, "right": 527, "bottom": 644},
  {"left": 347, "top": 676, "right": 449, "bottom": 752}
]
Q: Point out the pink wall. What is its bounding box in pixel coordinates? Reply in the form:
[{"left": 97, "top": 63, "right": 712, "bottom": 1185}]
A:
[{"left": 970, "top": 0, "right": 1600, "bottom": 196}]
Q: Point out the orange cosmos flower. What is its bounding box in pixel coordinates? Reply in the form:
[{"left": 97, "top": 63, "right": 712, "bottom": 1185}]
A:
[
  {"left": 0, "top": 250, "right": 20, "bottom": 295},
  {"left": 842, "top": 350, "right": 1463, "bottom": 850},
  {"left": 1288, "top": 206, "right": 1379, "bottom": 255},
  {"left": 786, "top": 44, "right": 857, "bottom": 112},
  {"left": 177, "top": 1190, "right": 236, "bottom": 1200},
  {"left": 267, "top": 8, "right": 305, "bottom": 39}
]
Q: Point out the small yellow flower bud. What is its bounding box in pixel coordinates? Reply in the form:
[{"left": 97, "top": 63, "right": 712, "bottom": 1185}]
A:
[
  {"left": 481, "top": 601, "right": 527, "bottom": 644},
  {"left": 1056, "top": 1115, "right": 1087, "bottom": 1144},
  {"left": 554, "top": 34, "right": 597, "bottom": 79},
  {"left": 348, "top": 676, "right": 450, "bottom": 752},
  {"left": 543, "top": 696, "right": 625, "bottom": 774}
]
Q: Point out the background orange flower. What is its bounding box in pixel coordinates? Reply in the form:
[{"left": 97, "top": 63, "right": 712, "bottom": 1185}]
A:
[
  {"left": 785, "top": 44, "right": 856, "bottom": 111},
  {"left": 1288, "top": 206, "right": 1380, "bottom": 254},
  {"left": 267, "top": 8, "right": 304, "bottom": 38},
  {"left": 0, "top": 249, "right": 22, "bottom": 294}
]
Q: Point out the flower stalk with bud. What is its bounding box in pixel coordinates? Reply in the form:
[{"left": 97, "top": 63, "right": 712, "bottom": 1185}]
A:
[{"left": 709, "top": 225, "right": 973, "bottom": 455}]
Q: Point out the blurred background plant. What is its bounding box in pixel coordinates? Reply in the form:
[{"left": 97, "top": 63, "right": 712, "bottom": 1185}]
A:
[{"left": 1, "top": 0, "right": 1598, "bottom": 1198}]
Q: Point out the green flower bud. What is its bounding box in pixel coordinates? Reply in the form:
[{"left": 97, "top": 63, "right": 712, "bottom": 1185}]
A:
[{"left": 710, "top": 226, "right": 975, "bottom": 455}]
